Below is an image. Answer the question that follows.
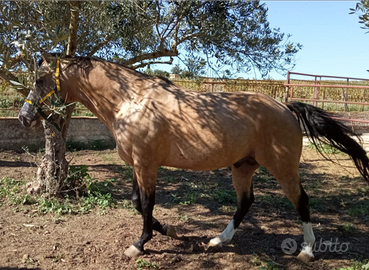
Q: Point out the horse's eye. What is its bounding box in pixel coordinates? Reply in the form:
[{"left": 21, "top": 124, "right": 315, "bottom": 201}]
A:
[{"left": 36, "top": 79, "right": 43, "bottom": 85}]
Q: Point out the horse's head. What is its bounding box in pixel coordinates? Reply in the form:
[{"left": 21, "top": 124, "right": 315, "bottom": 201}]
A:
[{"left": 18, "top": 53, "right": 65, "bottom": 129}]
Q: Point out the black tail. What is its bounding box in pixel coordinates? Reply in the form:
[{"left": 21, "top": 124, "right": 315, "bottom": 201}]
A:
[{"left": 286, "top": 102, "right": 369, "bottom": 183}]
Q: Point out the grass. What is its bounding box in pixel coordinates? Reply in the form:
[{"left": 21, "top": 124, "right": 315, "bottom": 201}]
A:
[
  {"left": 136, "top": 258, "right": 159, "bottom": 270},
  {"left": 346, "top": 200, "right": 369, "bottom": 217},
  {"left": 307, "top": 142, "right": 343, "bottom": 155},
  {"left": 0, "top": 177, "right": 37, "bottom": 207},
  {"left": 331, "top": 260, "right": 369, "bottom": 270},
  {"left": 336, "top": 223, "right": 358, "bottom": 233},
  {"left": 258, "top": 195, "right": 294, "bottom": 210},
  {"left": 251, "top": 254, "right": 281, "bottom": 270},
  {"left": 0, "top": 166, "right": 117, "bottom": 215}
]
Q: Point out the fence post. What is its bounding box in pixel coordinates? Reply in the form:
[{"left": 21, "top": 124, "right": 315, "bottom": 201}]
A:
[
  {"left": 313, "top": 76, "right": 319, "bottom": 107},
  {"left": 344, "top": 79, "right": 349, "bottom": 112},
  {"left": 285, "top": 71, "right": 290, "bottom": 102}
]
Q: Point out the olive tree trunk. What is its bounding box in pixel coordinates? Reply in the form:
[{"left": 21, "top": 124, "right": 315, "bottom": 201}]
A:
[
  {"left": 31, "top": 1, "right": 80, "bottom": 196},
  {"left": 35, "top": 105, "right": 75, "bottom": 196}
]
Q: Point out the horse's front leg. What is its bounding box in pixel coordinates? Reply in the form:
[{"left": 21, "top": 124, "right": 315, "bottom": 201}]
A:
[
  {"left": 131, "top": 169, "right": 178, "bottom": 238},
  {"left": 124, "top": 166, "right": 156, "bottom": 257},
  {"left": 125, "top": 164, "right": 178, "bottom": 257}
]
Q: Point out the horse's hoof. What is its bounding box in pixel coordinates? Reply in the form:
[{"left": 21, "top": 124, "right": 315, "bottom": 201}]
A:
[
  {"left": 124, "top": 245, "right": 143, "bottom": 258},
  {"left": 208, "top": 237, "right": 222, "bottom": 248},
  {"left": 297, "top": 251, "right": 314, "bottom": 263},
  {"left": 166, "top": 225, "right": 178, "bottom": 239}
]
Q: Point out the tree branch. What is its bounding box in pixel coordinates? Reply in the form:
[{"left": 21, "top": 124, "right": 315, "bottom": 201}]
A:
[
  {"left": 87, "top": 35, "right": 111, "bottom": 57},
  {"left": 131, "top": 57, "right": 173, "bottom": 70},
  {"left": 0, "top": 68, "right": 18, "bottom": 83},
  {"left": 7, "top": 53, "right": 27, "bottom": 68},
  {"left": 120, "top": 49, "right": 178, "bottom": 67},
  {"left": 67, "top": 1, "right": 81, "bottom": 56},
  {"left": 0, "top": 68, "right": 29, "bottom": 96}
]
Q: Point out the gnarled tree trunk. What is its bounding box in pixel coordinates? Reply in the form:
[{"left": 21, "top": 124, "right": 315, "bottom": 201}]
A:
[
  {"left": 32, "top": 1, "right": 80, "bottom": 196},
  {"left": 35, "top": 105, "right": 75, "bottom": 196}
]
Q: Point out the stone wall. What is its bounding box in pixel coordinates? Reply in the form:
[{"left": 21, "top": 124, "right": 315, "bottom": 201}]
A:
[{"left": 0, "top": 117, "right": 115, "bottom": 152}]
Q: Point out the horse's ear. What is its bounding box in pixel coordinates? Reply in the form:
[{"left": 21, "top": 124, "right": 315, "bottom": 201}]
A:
[{"left": 39, "top": 51, "right": 58, "bottom": 72}]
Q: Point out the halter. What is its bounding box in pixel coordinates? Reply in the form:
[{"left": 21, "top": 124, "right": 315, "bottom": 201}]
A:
[{"left": 25, "top": 58, "right": 62, "bottom": 131}]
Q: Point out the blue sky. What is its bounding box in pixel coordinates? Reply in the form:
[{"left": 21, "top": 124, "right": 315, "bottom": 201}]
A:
[
  {"left": 254, "top": 1, "right": 369, "bottom": 80},
  {"left": 152, "top": 1, "right": 369, "bottom": 81}
]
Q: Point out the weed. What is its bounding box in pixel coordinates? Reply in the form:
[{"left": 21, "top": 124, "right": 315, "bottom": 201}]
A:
[
  {"left": 120, "top": 199, "right": 139, "bottom": 214},
  {"left": 136, "top": 258, "right": 159, "bottom": 270},
  {"left": 83, "top": 192, "right": 115, "bottom": 211},
  {"left": 337, "top": 223, "right": 357, "bottom": 233},
  {"left": 38, "top": 197, "right": 73, "bottom": 215},
  {"left": 1, "top": 165, "right": 117, "bottom": 215},
  {"left": 221, "top": 205, "right": 237, "bottom": 213},
  {"left": 160, "top": 175, "right": 176, "bottom": 183},
  {"left": 252, "top": 254, "right": 281, "bottom": 270},
  {"left": 254, "top": 167, "right": 276, "bottom": 183},
  {"left": 0, "top": 177, "right": 36, "bottom": 206},
  {"left": 307, "top": 142, "right": 342, "bottom": 155},
  {"left": 346, "top": 200, "right": 369, "bottom": 216},
  {"left": 309, "top": 197, "right": 325, "bottom": 210},
  {"left": 180, "top": 192, "right": 199, "bottom": 205},
  {"left": 259, "top": 195, "right": 294, "bottom": 209},
  {"left": 211, "top": 188, "right": 237, "bottom": 204},
  {"left": 121, "top": 164, "right": 133, "bottom": 181},
  {"left": 331, "top": 260, "right": 369, "bottom": 270},
  {"left": 176, "top": 214, "right": 189, "bottom": 222}
]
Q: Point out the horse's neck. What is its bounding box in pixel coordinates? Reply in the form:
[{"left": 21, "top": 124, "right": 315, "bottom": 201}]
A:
[{"left": 69, "top": 64, "right": 141, "bottom": 129}]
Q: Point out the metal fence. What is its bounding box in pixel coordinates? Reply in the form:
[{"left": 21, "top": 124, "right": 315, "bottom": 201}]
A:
[{"left": 284, "top": 71, "right": 369, "bottom": 124}]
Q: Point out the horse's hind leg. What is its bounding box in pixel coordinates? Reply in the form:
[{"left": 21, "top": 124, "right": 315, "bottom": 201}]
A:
[
  {"left": 131, "top": 169, "right": 177, "bottom": 238},
  {"left": 271, "top": 167, "right": 316, "bottom": 262},
  {"left": 209, "top": 158, "right": 259, "bottom": 247}
]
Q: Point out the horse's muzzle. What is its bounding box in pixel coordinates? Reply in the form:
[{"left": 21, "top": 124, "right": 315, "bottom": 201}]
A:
[
  {"left": 18, "top": 113, "right": 34, "bottom": 127},
  {"left": 18, "top": 105, "right": 39, "bottom": 128}
]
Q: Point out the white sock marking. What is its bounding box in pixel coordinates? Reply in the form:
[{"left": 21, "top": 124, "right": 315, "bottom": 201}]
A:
[
  {"left": 301, "top": 222, "right": 315, "bottom": 257},
  {"left": 209, "top": 219, "right": 236, "bottom": 246}
]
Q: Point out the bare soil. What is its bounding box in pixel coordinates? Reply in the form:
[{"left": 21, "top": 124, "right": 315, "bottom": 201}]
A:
[{"left": 0, "top": 146, "right": 369, "bottom": 270}]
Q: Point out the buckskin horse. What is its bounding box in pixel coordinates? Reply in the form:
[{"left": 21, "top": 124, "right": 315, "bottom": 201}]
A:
[{"left": 18, "top": 54, "right": 369, "bottom": 262}]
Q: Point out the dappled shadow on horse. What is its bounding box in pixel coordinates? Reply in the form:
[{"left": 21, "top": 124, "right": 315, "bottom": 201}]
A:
[{"left": 18, "top": 53, "right": 369, "bottom": 263}]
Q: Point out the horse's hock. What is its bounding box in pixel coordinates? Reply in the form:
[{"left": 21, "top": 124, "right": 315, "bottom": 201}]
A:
[{"left": 0, "top": 117, "right": 115, "bottom": 151}]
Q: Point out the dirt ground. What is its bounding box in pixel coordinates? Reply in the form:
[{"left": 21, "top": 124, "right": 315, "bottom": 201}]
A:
[{"left": 0, "top": 144, "right": 369, "bottom": 270}]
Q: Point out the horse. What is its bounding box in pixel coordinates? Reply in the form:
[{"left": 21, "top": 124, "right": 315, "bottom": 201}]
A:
[{"left": 18, "top": 54, "right": 369, "bottom": 262}]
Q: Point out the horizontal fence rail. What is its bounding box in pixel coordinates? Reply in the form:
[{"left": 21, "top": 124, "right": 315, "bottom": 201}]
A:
[{"left": 285, "top": 72, "right": 369, "bottom": 126}]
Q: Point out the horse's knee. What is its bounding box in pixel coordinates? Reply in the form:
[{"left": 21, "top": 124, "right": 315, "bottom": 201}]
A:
[
  {"left": 131, "top": 170, "right": 142, "bottom": 213},
  {"left": 132, "top": 192, "right": 142, "bottom": 213}
]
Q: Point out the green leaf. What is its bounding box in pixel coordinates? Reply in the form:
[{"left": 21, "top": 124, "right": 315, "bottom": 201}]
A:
[{"left": 9, "top": 80, "right": 24, "bottom": 86}]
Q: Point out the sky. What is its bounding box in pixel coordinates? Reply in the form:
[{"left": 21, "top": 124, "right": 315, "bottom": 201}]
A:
[
  {"left": 152, "top": 1, "right": 369, "bottom": 81},
  {"left": 252, "top": 1, "right": 369, "bottom": 80}
]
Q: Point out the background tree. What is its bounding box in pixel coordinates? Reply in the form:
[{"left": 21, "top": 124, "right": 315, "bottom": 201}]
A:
[
  {"left": 351, "top": 0, "right": 369, "bottom": 32},
  {"left": 0, "top": 0, "right": 301, "bottom": 196},
  {"left": 143, "top": 66, "right": 170, "bottom": 78}
]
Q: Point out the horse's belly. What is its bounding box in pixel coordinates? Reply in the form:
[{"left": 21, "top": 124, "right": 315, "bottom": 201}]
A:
[{"left": 163, "top": 141, "right": 242, "bottom": 171}]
